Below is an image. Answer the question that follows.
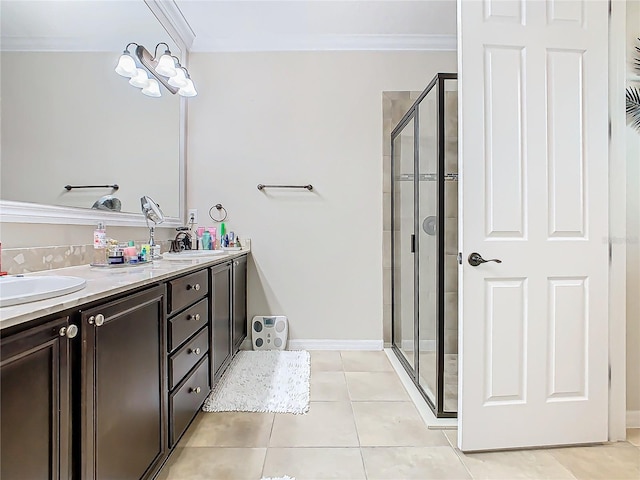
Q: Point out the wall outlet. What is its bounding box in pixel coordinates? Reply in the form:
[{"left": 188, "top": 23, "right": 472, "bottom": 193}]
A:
[{"left": 188, "top": 209, "right": 198, "bottom": 224}]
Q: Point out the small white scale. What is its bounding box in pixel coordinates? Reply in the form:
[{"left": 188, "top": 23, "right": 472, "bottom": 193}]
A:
[{"left": 251, "top": 315, "right": 288, "bottom": 350}]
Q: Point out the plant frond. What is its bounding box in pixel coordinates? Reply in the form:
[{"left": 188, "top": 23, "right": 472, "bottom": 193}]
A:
[{"left": 627, "top": 86, "right": 640, "bottom": 130}]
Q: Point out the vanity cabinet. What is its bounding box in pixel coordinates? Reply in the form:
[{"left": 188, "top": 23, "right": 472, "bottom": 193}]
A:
[
  {"left": 232, "top": 255, "right": 248, "bottom": 352},
  {"left": 0, "top": 252, "right": 249, "bottom": 480},
  {"left": 166, "top": 271, "right": 210, "bottom": 447},
  {"left": 80, "top": 285, "right": 167, "bottom": 480},
  {"left": 0, "top": 317, "right": 73, "bottom": 480}
]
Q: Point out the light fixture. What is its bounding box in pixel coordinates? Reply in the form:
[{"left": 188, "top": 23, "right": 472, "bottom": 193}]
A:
[
  {"left": 114, "top": 44, "right": 138, "bottom": 77},
  {"left": 168, "top": 66, "right": 188, "bottom": 88},
  {"left": 141, "top": 79, "right": 161, "bottom": 97},
  {"left": 128, "top": 68, "right": 150, "bottom": 88},
  {"left": 115, "top": 42, "right": 197, "bottom": 98},
  {"left": 154, "top": 44, "right": 177, "bottom": 77}
]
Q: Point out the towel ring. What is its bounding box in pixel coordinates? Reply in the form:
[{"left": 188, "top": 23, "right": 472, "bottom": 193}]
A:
[{"left": 209, "top": 203, "right": 228, "bottom": 223}]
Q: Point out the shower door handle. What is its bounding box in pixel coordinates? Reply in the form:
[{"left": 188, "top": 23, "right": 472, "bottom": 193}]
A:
[
  {"left": 468, "top": 252, "right": 502, "bottom": 267},
  {"left": 410, "top": 234, "right": 415, "bottom": 253}
]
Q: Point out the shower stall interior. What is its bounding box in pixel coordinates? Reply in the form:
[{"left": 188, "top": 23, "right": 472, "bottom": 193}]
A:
[{"left": 391, "top": 73, "right": 458, "bottom": 418}]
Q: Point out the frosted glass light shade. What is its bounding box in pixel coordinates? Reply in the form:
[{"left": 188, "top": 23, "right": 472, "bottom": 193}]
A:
[
  {"left": 141, "top": 78, "right": 161, "bottom": 97},
  {"left": 115, "top": 53, "right": 137, "bottom": 77},
  {"left": 155, "top": 54, "right": 176, "bottom": 77},
  {"left": 178, "top": 78, "right": 197, "bottom": 97},
  {"left": 128, "top": 68, "right": 150, "bottom": 88},
  {"left": 168, "top": 68, "right": 188, "bottom": 88}
]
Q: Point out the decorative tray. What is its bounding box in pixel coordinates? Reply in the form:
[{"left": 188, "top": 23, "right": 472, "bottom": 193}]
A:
[{"left": 90, "top": 260, "right": 153, "bottom": 268}]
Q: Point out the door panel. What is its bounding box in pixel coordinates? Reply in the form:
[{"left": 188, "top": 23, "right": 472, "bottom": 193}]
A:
[
  {"left": 0, "top": 318, "right": 70, "bottom": 480},
  {"left": 82, "top": 287, "right": 167, "bottom": 480},
  {"left": 459, "top": 0, "right": 609, "bottom": 451},
  {"left": 211, "top": 262, "right": 232, "bottom": 382}
]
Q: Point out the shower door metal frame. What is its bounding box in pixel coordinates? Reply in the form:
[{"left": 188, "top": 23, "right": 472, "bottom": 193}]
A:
[{"left": 390, "top": 72, "right": 457, "bottom": 418}]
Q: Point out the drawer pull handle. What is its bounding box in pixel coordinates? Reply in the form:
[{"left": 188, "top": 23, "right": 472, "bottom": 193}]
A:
[
  {"left": 187, "top": 283, "right": 201, "bottom": 291},
  {"left": 88, "top": 314, "right": 105, "bottom": 327},
  {"left": 189, "top": 347, "right": 201, "bottom": 355},
  {"left": 189, "top": 386, "right": 201, "bottom": 394},
  {"left": 187, "top": 313, "right": 201, "bottom": 321}
]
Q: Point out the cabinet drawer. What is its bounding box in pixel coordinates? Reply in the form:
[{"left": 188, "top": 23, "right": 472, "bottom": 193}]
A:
[
  {"left": 168, "top": 269, "right": 208, "bottom": 315},
  {"left": 170, "top": 357, "right": 209, "bottom": 447},
  {"left": 168, "top": 298, "right": 208, "bottom": 352},
  {"left": 168, "top": 327, "right": 209, "bottom": 390}
]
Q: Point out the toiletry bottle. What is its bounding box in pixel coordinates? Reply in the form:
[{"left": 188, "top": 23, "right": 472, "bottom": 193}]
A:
[
  {"left": 196, "top": 227, "right": 205, "bottom": 250},
  {"left": 93, "top": 222, "right": 107, "bottom": 265},
  {"left": 208, "top": 227, "right": 217, "bottom": 250},
  {"left": 202, "top": 231, "right": 211, "bottom": 250}
]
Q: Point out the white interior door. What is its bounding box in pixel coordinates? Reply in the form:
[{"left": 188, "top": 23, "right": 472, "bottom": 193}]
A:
[{"left": 458, "top": 0, "right": 609, "bottom": 451}]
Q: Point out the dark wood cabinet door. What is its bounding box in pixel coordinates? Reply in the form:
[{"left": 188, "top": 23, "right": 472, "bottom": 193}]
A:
[
  {"left": 210, "top": 262, "right": 232, "bottom": 383},
  {"left": 232, "top": 255, "right": 248, "bottom": 351},
  {"left": 0, "top": 317, "right": 71, "bottom": 480},
  {"left": 81, "top": 286, "right": 167, "bottom": 480}
]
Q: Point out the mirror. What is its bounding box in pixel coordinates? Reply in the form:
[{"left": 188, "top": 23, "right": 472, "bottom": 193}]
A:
[{"left": 0, "top": 0, "right": 182, "bottom": 220}]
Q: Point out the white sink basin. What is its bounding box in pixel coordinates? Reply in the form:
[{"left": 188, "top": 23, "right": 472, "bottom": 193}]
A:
[
  {"left": 163, "top": 250, "right": 226, "bottom": 260},
  {"left": 0, "top": 275, "right": 87, "bottom": 307}
]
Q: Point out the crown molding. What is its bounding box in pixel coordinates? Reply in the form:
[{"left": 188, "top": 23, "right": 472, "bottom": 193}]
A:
[
  {"left": 191, "top": 34, "right": 457, "bottom": 53},
  {"left": 145, "top": 0, "right": 195, "bottom": 52}
]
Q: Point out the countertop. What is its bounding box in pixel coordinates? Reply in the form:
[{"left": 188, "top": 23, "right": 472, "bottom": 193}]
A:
[{"left": 0, "top": 249, "right": 250, "bottom": 331}]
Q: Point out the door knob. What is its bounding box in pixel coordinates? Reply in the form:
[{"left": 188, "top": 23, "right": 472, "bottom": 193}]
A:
[{"left": 468, "top": 252, "right": 502, "bottom": 267}]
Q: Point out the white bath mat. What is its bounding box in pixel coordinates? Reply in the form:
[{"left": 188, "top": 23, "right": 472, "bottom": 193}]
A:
[
  {"left": 261, "top": 477, "right": 296, "bottom": 480},
  {"left": 202, "top": 350, "right": 310, "bottom": 414}
]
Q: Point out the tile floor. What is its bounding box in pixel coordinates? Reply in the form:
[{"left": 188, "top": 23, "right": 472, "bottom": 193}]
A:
[{"left": 157, "top": 351, "right": 640, "bottom": 480}]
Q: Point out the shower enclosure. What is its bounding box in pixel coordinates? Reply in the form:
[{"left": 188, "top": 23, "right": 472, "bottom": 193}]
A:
[{"left": 391, "top": 73, "right": 458, "bottom": 417}]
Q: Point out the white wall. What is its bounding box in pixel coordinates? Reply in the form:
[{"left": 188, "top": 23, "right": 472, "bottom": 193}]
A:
[
  {"left": 626, "top": 0, "right": 640, "bottom": 418},
  {"left": 187, "top": 51, "right": 457, "bottom": 343}
]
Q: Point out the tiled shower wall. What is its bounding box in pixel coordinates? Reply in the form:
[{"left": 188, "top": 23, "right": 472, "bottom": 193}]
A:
[{"left": 382, "top": 91, "right": 458, "bottom": 353}]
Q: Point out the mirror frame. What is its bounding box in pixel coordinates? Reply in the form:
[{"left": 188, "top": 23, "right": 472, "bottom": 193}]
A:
[{"left": 0, "top": 0, "right": 193, "bottom": 228}]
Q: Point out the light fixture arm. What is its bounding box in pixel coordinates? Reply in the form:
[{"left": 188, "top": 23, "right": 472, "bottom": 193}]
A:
[
  {"left": 153, "top": 42, "right": 171, "bottom": 59},
  {"left": 124, "top": 42, "right": 138, "bottom": 53},
  {"left": 134, "top": 45, "right": 178, "bottom": 94}
]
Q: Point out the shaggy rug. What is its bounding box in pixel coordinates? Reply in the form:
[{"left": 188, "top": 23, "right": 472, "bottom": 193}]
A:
[{"left": 202, "top": 350, "right": 310, "bottom": 414}]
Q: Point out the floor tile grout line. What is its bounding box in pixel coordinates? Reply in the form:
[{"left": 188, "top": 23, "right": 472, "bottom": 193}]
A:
[
  {"left": 261, "top": 412, "right": 277, "bottom": 477},
  {"left": 448, "top": 441, "right": 478, "bottom": 480}
]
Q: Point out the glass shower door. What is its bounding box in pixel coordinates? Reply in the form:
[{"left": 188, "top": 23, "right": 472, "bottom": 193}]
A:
[
  {"left": 417, "top": 87, "right": 439, "bottom": 406},
  {"left": 392, "top": 116, "right": 416, "bottom": 370}
]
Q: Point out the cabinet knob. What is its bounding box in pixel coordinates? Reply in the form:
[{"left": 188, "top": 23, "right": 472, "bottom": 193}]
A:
[
  {"left": 59, "top": 324, "right": 78, "bottom": 339},
  {"left": 88, "top": 314, "right": 105, "bottom": 327},
  {"left": 187, "top": 283, "right": 201, "bottom": 291},
  {"left": 189, "top": 347, "right": 201, "bottom": 355},
  {"left": 187, "top": 313, "right": 201, "bottom": 321},
  {"left": 189, "top": 386, "right": 201, "bottom": 394}
]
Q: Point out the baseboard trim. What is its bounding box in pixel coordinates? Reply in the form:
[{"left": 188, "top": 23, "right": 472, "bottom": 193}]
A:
[
  {"left": 627, "top": 410, "right": 640, "bottom": 428},
  {"left": 287, "top": 339, "right": 383, "bottom": 351}
]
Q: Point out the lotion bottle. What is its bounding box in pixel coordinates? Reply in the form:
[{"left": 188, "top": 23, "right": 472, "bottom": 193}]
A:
[{"left": 93, "top": 222, "right": 107, "bottom": 265}]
